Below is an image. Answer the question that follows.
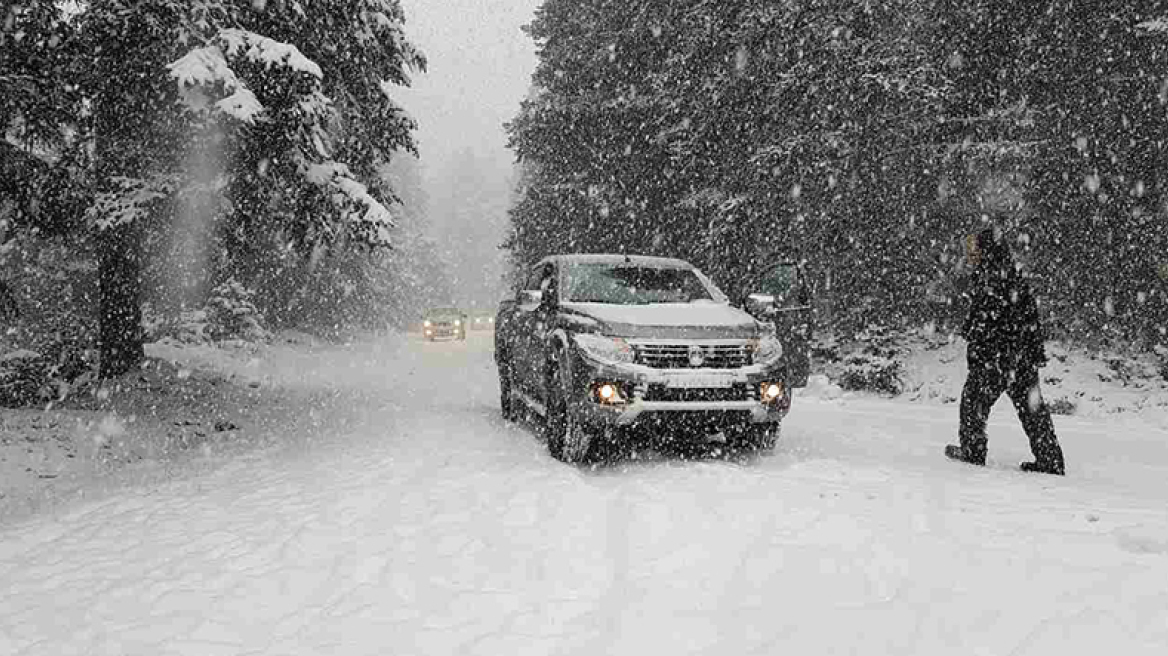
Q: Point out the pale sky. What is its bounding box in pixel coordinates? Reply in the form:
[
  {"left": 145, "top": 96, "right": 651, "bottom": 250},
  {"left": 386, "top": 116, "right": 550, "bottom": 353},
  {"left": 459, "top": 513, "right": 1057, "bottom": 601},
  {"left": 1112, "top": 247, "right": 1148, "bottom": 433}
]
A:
[
  {"left": 395, "top": 0, "right": 543, "bottom": 306},
  {"left": 397, "top": 0, "right": 542, "bottom": 169}
]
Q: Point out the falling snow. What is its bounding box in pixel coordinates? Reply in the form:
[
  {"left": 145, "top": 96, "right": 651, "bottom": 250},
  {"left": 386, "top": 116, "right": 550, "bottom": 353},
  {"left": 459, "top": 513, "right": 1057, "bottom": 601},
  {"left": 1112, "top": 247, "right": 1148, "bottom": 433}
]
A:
[{"left": 3, "top": 1, "right": 1168, "bottom": 653}]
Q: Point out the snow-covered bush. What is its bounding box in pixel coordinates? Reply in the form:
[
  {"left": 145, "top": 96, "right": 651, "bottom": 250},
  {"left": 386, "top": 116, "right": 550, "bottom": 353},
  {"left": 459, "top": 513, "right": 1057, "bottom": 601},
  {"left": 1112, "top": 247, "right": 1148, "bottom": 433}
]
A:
[
  {"left": 811, "top": 335, "right": 843, "bottom": 364},
  {"left": 0, "top": 235, "right": 99, "bottom": 405},
  {"left": 839, "top": 353, "right": 904, "bottom": 395},
  {"left": 203, "top": 279, "right": 269, "bottom": 344},
  {"left": 0, "top": 350, "right": 49, "bottom": 407},
  {"left": 144, "top": 303, "right": 206, "bottom": 345},
  {"left": 1047, "top": 398, "right": 1076, "bottom": 416},
  {"left": 146, "top": 281, "right": 269, "bottom": 346}
]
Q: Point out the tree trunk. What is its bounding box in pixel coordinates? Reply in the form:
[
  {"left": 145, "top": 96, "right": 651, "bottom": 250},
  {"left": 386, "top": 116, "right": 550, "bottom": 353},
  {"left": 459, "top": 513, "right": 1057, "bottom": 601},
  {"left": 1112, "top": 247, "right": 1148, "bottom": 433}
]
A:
[{"left": 98, "top": 222, "right": 144, "bottom": 378}]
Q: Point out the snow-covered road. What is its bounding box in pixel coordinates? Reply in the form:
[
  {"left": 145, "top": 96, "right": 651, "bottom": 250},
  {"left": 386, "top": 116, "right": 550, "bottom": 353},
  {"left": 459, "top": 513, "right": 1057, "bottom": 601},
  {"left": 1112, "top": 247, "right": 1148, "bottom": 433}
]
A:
[{"left": 2, "top": 333, "right": 1167, "bottom": 655}]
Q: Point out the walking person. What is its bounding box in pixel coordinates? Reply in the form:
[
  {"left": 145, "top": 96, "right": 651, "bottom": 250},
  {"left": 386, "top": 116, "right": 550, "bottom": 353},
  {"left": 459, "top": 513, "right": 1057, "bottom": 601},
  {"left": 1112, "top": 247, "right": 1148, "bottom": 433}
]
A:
[{"left": 945, "top": 227, "right": 1066, "bottom": 475}]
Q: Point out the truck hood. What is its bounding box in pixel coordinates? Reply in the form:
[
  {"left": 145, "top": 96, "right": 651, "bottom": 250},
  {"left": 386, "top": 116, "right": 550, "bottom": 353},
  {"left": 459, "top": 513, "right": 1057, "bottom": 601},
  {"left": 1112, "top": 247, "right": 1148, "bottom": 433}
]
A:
[{"left": 561, "top": 301, "right": 760, "bottom": 339}]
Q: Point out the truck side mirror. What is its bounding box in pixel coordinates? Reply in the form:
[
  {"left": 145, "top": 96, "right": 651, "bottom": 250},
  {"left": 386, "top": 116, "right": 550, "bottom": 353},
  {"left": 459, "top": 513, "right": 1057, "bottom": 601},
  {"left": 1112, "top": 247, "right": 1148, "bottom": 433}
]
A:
[
  {"left": 539, "top": 288, "right": 559, "bottom": 310},
  {"left": 539, "top": 276, "right": 558, "bottom": 310},
  {"left": 519, "top": 289, "right": 543, "bottom": 306},
  {"left": 745, "top": 293, "right": 776, "bottom": 318}
]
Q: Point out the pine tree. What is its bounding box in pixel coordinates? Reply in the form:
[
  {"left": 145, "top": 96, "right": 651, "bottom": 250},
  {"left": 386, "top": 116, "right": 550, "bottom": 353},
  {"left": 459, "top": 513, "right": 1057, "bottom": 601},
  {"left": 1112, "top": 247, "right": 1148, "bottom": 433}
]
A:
[{"left": 73, "top": 0, "right": 425, "bottom": 373}]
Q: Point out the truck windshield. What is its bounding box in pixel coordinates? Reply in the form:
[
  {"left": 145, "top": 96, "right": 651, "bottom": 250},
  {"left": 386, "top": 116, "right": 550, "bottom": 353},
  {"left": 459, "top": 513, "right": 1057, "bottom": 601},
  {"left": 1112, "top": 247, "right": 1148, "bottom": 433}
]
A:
[{"left": 562, "top": 264, "right": 716, "bottom": 305}]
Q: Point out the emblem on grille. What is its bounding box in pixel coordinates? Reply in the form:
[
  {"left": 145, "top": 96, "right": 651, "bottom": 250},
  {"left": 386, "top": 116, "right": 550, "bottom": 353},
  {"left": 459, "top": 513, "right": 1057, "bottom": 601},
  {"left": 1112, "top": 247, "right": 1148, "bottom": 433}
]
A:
[{"left": 688, "top": 345, "right": 706, "bottom": 367}]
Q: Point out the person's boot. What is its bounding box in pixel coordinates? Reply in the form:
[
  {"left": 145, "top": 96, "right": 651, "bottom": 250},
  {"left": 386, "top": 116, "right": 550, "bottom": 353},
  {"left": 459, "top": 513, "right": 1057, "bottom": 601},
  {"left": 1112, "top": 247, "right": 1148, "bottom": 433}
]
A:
[
  {"left": 1020, "top": 460, "right": 1065, "bottom": 476},
  {"left": 945, "top": 444, "right": 985, "bottom": 466}
]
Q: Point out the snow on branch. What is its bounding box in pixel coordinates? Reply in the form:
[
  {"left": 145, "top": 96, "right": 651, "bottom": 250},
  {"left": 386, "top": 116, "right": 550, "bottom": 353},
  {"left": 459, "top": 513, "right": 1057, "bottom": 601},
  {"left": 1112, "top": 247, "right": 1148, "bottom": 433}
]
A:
[
  {"left": 169, "top": 45, "right": 238, "bottom": 88},
  {"left": 1138, "top": 18, "right": 1168, "bottom": 33},
  {"left": 168, "top": 29, "right": 324, "bottom": 122},
  {"left": 215, "top": 87, "right": 263, "bottom": 122},
  {"left": 89, "top": 175, "right": 178, "bottom": 231},
  {"left": 218, "top": 29, "right": 323, "bottom": 78},
  {"left": 303, "top": 162, "right": 395, "bottom": 246}
]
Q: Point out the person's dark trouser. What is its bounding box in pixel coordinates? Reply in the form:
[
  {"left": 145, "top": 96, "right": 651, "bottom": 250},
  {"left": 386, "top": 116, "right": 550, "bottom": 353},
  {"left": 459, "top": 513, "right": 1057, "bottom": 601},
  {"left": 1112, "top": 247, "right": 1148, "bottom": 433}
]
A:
[{"left": 959, "top": 354, "right": 1065, "bottom": 467}]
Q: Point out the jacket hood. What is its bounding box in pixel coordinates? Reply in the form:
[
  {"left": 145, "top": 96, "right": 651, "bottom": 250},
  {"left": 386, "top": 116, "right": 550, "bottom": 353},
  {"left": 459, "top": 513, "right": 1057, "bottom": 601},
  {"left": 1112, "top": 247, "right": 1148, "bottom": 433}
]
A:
[{"left": 973, "top": 227, "right": 1018, "bottom": 282}]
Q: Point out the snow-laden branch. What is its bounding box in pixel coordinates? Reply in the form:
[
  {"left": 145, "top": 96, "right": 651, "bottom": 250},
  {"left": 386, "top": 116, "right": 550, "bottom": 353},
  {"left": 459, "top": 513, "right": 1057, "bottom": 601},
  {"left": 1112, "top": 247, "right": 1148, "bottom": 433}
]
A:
[
  {"left": 168, "top": 28, "right": 324, "bottom": 123},
  {"left": 89, "top": 175, "right": 178, "bottom": 231},
  {"left": 303, "top": 162, "right": 395, "bottom": 246},
  {"left": 217, "top": 29, "right": 323, "bottom": 79},
  {"left": 169, "top": 46, "right": 238, "bottom": 88},
  {"left": 214, "top": 87, "right": 263, "bottom": 122},
  {"left": 1138, "top": 18, "right": 1168, "bottom": 33}
]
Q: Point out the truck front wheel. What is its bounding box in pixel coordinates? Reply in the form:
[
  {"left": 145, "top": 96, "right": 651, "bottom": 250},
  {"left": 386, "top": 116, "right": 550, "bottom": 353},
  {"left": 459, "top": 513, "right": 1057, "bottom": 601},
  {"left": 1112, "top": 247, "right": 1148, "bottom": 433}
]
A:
[{"left": 545, "top": 353, "right": 596, "bottom": 464}]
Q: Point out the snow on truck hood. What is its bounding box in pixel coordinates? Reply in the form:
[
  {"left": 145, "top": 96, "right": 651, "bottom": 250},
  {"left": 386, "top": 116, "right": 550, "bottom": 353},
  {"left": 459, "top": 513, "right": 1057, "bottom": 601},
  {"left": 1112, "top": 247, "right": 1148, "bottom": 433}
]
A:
[{"left": 561, "top": 301, "right": 759, "bottom": 338}]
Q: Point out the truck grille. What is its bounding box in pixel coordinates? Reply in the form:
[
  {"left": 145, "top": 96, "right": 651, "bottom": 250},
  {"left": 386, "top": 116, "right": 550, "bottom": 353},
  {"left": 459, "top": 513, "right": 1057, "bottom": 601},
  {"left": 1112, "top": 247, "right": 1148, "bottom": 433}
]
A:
[
  {"left": 634, "top": 343, "right": 752, "bottom": 369},
  {"left": 643, "top": 384, "right": 750, "bottom": 403}
]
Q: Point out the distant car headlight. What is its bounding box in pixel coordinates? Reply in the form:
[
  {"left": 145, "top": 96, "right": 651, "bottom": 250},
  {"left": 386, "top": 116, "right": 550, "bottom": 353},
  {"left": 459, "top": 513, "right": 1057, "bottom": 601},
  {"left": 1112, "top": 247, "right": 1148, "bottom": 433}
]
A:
[
  {"left": 751, "top": 334, "right": 783, "bottom": 365},
  {"left": 574, "top": 334, "right": 635, "bottom": 364},
  {"left": 454, "top": 320, "right": 461, "bottom": 327},
  {"left": 423, "top": 320, "right": 432, "bottom": 327}
]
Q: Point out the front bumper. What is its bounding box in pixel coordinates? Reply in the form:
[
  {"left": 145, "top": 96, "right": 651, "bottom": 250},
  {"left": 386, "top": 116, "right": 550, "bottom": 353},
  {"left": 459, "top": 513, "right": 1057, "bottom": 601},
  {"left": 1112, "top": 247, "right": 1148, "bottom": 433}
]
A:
[
  {"left": 424, "top": 326, "right": 464, "bottom": 339},
  {"left": 569, "top": 353, "right": 790, "bottom": 429}
]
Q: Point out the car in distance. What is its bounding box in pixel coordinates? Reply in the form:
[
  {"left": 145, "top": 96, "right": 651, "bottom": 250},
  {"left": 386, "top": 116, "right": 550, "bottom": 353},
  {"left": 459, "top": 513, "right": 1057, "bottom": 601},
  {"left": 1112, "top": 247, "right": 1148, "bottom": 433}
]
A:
[
  {"left": 422, "top": 307, "right": 467, "bottom": 341},
  {"left": 494, "top": 254, "right": 807, "bottom": 463}
]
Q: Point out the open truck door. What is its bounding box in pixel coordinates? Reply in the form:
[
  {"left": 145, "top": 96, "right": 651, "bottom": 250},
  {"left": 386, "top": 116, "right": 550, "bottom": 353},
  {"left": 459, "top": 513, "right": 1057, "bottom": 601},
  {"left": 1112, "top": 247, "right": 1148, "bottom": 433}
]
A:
[{"left": 746, "top": 262, "right": 812, "bottom": 388}]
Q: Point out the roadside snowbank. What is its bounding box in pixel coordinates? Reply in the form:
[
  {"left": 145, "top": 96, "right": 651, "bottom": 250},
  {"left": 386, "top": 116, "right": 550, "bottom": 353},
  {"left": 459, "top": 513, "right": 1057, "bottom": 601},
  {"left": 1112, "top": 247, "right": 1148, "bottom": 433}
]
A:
[
  {"left": 0, "top": 331, "right": 406, "bottom": 522},
  {"left": 809, "top": 333, "right": 1168, "bottom": 427}
]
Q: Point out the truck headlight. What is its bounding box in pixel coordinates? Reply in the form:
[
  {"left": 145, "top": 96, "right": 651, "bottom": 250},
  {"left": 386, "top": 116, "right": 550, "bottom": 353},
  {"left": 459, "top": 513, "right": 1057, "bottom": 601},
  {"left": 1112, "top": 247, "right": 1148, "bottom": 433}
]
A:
[
  {"left": 423, "top": 320, "right": 432, "bottom": 328},
  {"left": 454, "top": 320, "right": 461, "bottom": 327},
  {"left": 752, "top": 334, "right": 783, "bottom": 365},
  {"left": 574, "top": 334, "right": 635, "bottom": 364},
  {"left": 760, "top": 382, "right": 784, "bottom": 403}
]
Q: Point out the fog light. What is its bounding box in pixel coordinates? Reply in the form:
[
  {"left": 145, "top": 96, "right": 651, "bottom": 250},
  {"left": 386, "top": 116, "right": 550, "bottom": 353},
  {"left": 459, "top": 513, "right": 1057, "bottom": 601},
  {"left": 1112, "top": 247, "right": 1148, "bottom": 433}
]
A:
[
  {"left": 761, "top": 382, "right": 783, "bottom": 402},
  {"left": 593, "top": 382, "right": 628, "bottom": 405}
]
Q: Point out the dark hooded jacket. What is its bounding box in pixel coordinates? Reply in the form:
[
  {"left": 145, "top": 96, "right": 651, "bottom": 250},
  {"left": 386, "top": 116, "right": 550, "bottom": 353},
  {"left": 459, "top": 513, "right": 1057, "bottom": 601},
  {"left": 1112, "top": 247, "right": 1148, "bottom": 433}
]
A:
[{"left": 961, "top": 229, "right": 1046, "bottom": 368}]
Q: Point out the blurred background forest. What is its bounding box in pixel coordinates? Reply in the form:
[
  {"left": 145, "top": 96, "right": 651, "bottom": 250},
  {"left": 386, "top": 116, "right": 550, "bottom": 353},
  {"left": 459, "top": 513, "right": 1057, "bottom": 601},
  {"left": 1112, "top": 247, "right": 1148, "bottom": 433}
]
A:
[{"left": 507, "top": 0, "right": 1168, "bottom": 346}]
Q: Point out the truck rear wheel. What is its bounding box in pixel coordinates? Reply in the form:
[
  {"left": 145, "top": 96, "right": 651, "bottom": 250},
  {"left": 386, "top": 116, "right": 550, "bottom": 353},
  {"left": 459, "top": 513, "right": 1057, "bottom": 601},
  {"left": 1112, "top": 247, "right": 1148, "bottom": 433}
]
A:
[
  {"left": 497, "top": 354, "right": 520, "bottom": 420},
  {"left": 498, "top": 360, "right": 517, "bottom": 422}
]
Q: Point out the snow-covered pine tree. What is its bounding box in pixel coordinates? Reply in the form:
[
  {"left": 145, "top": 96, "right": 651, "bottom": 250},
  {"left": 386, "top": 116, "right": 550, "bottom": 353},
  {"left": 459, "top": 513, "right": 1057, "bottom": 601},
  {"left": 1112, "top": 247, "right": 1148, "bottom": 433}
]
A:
[
  {"left": 167, "top": 0, "right": 426, "bottom": 329},
  {"left": 75, "top": 0, "right": 425, "bottom": 374}
]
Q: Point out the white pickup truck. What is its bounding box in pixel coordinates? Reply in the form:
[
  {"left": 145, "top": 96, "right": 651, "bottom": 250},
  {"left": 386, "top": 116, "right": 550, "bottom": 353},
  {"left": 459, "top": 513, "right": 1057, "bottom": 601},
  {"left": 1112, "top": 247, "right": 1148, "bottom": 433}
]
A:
[{"left": 494, "top": 254, "right": 811, "bottom": 463}]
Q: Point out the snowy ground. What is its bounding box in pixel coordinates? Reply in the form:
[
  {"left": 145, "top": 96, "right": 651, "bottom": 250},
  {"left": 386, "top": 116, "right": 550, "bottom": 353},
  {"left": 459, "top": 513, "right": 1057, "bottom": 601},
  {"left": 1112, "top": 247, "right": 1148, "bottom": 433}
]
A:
[
  {"left": 894, "top": 334, "right": 1168, "bottom": 424},
  {"left": 0, "top": 357, "right": 273, "bottom": 520},
  {"left": 2, "top": 332, "right": 1167, "bottom": 655}
]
